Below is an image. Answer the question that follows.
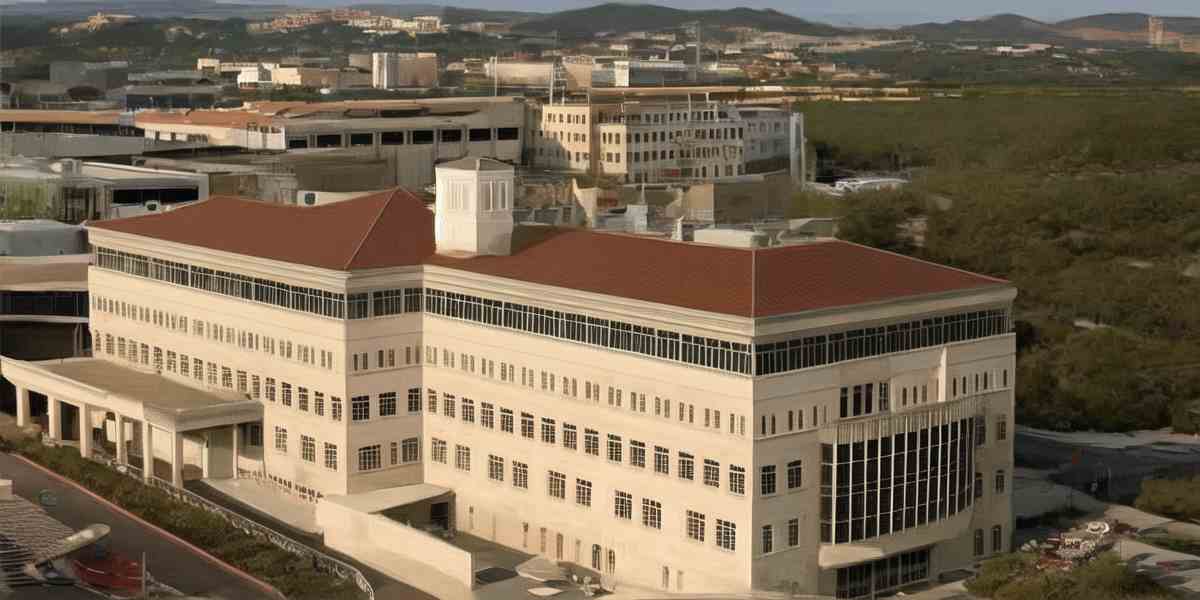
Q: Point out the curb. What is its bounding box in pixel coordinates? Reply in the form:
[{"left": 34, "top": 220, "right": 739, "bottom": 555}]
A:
[{"left": 9, "top": 453, "right": 288, "bottom": 600}]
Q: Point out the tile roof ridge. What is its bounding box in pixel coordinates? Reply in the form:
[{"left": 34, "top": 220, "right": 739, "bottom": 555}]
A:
[
  {"left": 343, "top": 188, "right": 399, "bottom": 270},
  {"left": 833, "top": 239, "right": 1011, "bottom": 285}
]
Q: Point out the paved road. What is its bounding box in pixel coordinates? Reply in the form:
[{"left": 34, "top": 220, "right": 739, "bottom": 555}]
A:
[
  {"left": 0, "top": 452, "right": 274, "bottom": 599},
  {"left": 187, "top": 480, "right": 436, "bottom": 600},
  {"left": 1016, "top": 428, "right": 1200, "bottom": 503}
]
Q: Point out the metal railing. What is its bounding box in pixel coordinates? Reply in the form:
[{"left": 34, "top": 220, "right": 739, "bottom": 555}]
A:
[{"left": 91, "top": 453, "right": 374, "bottom": 599}]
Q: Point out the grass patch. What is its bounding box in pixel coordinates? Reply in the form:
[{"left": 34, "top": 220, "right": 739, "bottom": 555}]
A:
[
  {"left": 0, "top": 433, "right": 364, "bottom": 600},
  {"left": 1136, "top": 477, "right": 1200, "bottom": 522}
]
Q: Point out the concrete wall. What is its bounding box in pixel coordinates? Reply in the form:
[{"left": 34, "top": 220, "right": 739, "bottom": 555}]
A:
[{"left": 318, "top": 499, "right": 474, "bottom": 600}]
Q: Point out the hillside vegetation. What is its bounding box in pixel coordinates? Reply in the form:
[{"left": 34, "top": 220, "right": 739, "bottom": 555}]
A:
[
  {"left": 801, "top": 94, "right": 1200, "bottom": 432},
  {"left": 511, "top": 3, "right": 844, "bottom": 38}
]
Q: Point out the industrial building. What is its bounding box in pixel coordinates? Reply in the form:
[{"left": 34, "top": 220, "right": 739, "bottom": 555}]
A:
[
  {"left": 0, "top": 158, "right": 208, "bottom": 223},
  {"left": 0, "top": 158, "right": 1014, "bottom": 599}
]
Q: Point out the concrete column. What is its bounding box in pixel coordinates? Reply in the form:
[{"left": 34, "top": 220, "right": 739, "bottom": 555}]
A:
[
  {"left": 231, "top": 424, "right": 240, "bottom": 478},
  {"left": 47, "top": 397, "right": 61, "bottom": 441},
  {"left": 15, "top": 387, "right": 30, "bottom": 428},
  {"left": 115, "top": 414, "right": 128, "bottom": 466},
  {"left": 142, "top": 422, "right": 154, "bottom": 482},
  {"left": 171, "top": 431, "right": 184, "bottom": 488},
  {"left": 77, "top": 403, "right": 92, "bottom": 459}
]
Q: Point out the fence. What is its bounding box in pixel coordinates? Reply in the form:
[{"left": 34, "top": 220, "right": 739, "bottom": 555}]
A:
[{"left": 90, "top": 452, "right": 374, "bottom": 599}]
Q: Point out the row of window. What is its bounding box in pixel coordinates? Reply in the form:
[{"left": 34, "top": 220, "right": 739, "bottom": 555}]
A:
[
  {"left": 431, "top": 437, "right": 739, "bottom": 552},
  {"left": 427, "top": 387, "right": 780, "bottom": 498},
  {"left": 97, "top": 246, "right": 1009, "bottom": 379},
  {"left": 93, "top": 295, "right": 335, "bottom": 371},
  {"left": 272, "top": 426, "right": 340, "bottom": 470},
  {"left": 94, "top": 333, "right": 349, "bottom": 424},
  {"left": 423, "top": 346, "right": 748, "bottom": 438},
  {"left": 285, "top": 127, "right": 519, "bottom": 149},
  {"left": 755, "top": 310, "right": 1011, "bottom": 377},
  {"left": 356, "top": 438, "right": 421, "bottom": 471}
]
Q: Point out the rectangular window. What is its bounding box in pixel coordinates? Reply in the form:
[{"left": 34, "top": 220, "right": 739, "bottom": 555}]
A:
[
  {"left": 760, "top": 465, "right": 776, "bottom": 496},
  {"left": 630, "top": 440, "right": 646, "bottom": 468},
  {"left": 273, "top": 426, "right": 287, "bottom": 452},
  {"left": 331, "top": 397, "right": 343, "bottom": 421},
  {"left": 281, "top": 382, "right": 293, "bottom": 407},
  {"left": 298, "top": 387, "right": 309, "bottom": 412},
  {"left": 679, "top": 452, "right": 695, "bottom": 481},
  {"left": 351, "top": 396, "right": 370, "bottom": 421},
  {"left": 358, "top": 445, "right": 381, "bottom": 471},
  {"left": 548, "top": 471, "right": 566, "bottom": 499},
  {"left": 462, "top": 398, "right": 475, "bottom": 424},
  {"left": 563, "top": 423, "right": 577, "bottom": 450},
  {"left": 481, "top": 403, "right": 495, "bottom": 429},
  {"left": 761, "top": 525, "right": 774, "bottom": 554},
  {"left": 408, "top": 388, "right": 421, "bottom": 413},
  {"left": 654, "top": 446, "right": 669, "bottom": 475},
  {"left": 432, "top": 438, "right": 447, "bottom": 463},
  {"left": 541, "top": 418, "right": 557, "bottom": 444},
  {"left": 513, "top": 461, "right": 529, "bottom": 489},
  {"left": 455, "top": 445, "right": 471, "bottom": 471},
  {"left": 730, "top": 465, "right": 746, "bottom": 495},
  {"left": 576, "top": 479, "right": 592, "bottom": 506},
  {"left": 642, "top": 498, "right": 662, "bottom": 529},
  {"left": 703, "top": 459, "right": 720, "bottom": 488},
  {"left": 324, "top": 443, "right": 338, "bottom": 470},
  {"left": 488, "top": 455, "right": 504, "bottom": 481},
  {"left": 301, "top": 436, "right": 315, "bottom": 462},
  {"left": 607, "top": 435, "right": 623, "bottom": 462},
  {"left": 501, "top": 409, "right": 514, "bottom": 433},
  {"left": 402, "top": 438, "right": 419, "bottom": 463},
  {"left": 614, "top": 491, "right": 633, "bottom": 520},
  {"left": 716, "top": 520, "right": 736, "bottom": 551},
  {"left": 521, "top": 413, "right": 535, "bottom": 439},
  {"left": 443, "top": 394, "right": 456, "bottom": 418},
  {"left": 686, "top": 510, "right": 705, "bottom": 541},
  {"left": 787, "top": 460, "right": 802, "bottom": 490},
  {"left": 788, "top": 518, "right": 799, "bottom": 546},
  {"left": 584, "top": 429, "right": 599, "bottom": 456}
]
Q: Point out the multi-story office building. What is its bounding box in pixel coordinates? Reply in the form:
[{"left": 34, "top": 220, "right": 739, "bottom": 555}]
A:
[
  {"left": 0, "top": 159, "right": 1015, "bottom": 599},
  {"left": 531, "top": 99, "right": 796, "bottom": 183}
]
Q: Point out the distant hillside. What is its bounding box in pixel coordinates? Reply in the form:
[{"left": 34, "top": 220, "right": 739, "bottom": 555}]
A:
[
  {"left": 1056, "top": 13, "right": 1200, "bottom": 35},
  {"left": 900, "top": 14, "right": 1065, "bottom": 43},
  {"left": 0, "top": 0, "right": 287, "bottom": 19},
  {"left": 512, "top": 3, "right": 845, "bottom": 38},
  {"left": 901, "top": 12, "right": 1200, "bottom": 45}
]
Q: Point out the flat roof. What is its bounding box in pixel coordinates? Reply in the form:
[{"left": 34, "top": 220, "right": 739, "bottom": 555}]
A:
[
  {"left": 0, "top": 261, "right": 88, "bottom": 291},
  {"left": 0, "top": 110, "right": 122, "bottom": 125},
  {"left": 39, "top": 358, "right": 251, "bottom": 413},
  {"left": 323, "top": 484, "right": 452, "bottom": 514}
]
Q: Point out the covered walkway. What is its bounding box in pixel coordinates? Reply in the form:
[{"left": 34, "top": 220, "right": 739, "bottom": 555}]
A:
[{"left": 0, "top": 355, "right": 262, "bottom": 488}]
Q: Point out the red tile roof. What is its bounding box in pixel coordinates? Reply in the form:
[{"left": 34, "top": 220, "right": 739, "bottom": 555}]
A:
[
  {"left": 88, "top": 189, "right": 434, "bottom": 271},
  {"left": 87, "top": 188, "right": 1007, "bottom": 317}
]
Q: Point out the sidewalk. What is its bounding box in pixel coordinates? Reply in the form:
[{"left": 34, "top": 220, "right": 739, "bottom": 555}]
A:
[{"left": 200, "top": 477, "right": 319, "bottom": 534}]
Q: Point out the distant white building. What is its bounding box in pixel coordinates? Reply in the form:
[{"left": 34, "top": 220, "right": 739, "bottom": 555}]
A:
[{"left": 371, "top": 52, "right": 439, "bottom": 89}]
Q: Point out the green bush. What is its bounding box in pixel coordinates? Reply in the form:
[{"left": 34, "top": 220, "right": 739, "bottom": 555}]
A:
[
  {"left": 3, "top": 436, "right": 363, "bottom": 600},
  {"left": 968, "top": 552, "right": 1171, "bottom": 600},
  {"left": 1136, "top": 477, "right": 1200, "bottom": 521}
]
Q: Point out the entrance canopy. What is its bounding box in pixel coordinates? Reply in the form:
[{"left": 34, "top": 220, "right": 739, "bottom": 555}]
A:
[
  {"left": 323, "top": 483, "right": 452, "bottom": 514},
  {"left": 0, "top": 356, "right": 262, "bottom": 432}
]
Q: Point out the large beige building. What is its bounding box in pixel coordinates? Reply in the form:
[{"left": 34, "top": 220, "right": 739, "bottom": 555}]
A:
[
  {"left": 532, "top": 100, "right": 793, "bottom": 183},
  {"left": 0, "top": 159, "right": 1015, "bottom": 599}
]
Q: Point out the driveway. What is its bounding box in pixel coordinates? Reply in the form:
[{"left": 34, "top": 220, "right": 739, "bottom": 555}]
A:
[{"left": 0, "top": 452, "right": 274, "bottom": 599}]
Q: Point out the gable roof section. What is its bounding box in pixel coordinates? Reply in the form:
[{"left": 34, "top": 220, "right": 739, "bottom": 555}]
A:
[
  {"left": 88, "top": 187, "right": 1007, "bottom": 317},
  {"left": 430, "top": 231, "right": 1006, "bottom": 318},
  {"left": 88, "top": 189, "right": 434, "bottom": 271}
]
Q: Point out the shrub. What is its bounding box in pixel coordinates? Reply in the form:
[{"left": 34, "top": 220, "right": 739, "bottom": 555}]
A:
[
  {"left": 965, "top": 552, "right": 1038, "bottom": 597},
  {"left": 1135, "top": 477, "right": 1200, "bottom": 521}
]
